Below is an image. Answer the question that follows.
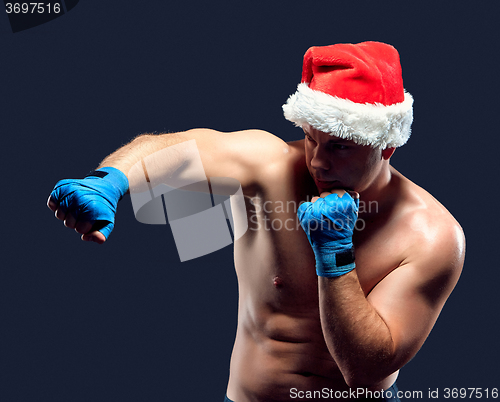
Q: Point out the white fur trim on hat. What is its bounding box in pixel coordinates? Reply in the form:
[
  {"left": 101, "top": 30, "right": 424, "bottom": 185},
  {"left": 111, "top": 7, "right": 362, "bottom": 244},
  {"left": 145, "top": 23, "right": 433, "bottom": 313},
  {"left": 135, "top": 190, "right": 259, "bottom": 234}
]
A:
[{"left": 282, "top": 83, "right": 414, "bottom": 149}]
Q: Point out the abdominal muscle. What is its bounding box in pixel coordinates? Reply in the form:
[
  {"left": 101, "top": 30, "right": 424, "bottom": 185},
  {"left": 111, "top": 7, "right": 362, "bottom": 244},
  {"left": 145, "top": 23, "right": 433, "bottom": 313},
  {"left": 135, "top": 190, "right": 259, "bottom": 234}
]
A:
[
  {"left": 227, "top": 302, "right": 398, "bottom": 401},
  {"left": 227, "top": 300, "right": 348, "bottom": 402}
]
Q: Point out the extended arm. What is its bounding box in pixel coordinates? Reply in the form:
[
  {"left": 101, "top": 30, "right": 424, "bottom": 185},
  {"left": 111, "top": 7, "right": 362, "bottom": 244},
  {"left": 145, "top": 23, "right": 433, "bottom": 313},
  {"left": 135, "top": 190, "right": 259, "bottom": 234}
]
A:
[
  {"left": 48, "top": 128, "right": 287, "bottom": 243},
  {"left": 96, "top": 129, "right": 258, "bottom": 189}
]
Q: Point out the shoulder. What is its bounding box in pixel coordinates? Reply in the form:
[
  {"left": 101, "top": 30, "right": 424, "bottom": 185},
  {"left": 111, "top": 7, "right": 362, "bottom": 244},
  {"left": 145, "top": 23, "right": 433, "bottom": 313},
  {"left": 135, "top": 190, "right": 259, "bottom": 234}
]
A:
[
  {"left": 393, "top": 170, "right": 465, "bottom": 290},
  {"left": 188, "top": 128, "right": 287, "bottom": 148},
  {"left": 366, "top": 171, "right": 465, "bottom": 341},
  {"left": 187, "top": 128, "right": 290, "bottom": 164},
  {"left": 184, "top": 128, "right": 296, "bottom": 192}
]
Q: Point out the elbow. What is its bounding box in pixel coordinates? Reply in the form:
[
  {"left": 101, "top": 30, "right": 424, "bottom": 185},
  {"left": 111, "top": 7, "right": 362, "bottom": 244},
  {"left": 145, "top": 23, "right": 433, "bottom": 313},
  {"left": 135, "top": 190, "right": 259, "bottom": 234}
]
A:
[
  {"left": 339, "top": 356, "right": 398, "bottom": 389},
  {"left": 343, "top": 373, "right": 381, "bottom": 390},
  {"left": 133, "top": 133, "right": 154, "bottom": 142},
  {"left": 343, "top": 369, "right": 394, "bottom": 390}
]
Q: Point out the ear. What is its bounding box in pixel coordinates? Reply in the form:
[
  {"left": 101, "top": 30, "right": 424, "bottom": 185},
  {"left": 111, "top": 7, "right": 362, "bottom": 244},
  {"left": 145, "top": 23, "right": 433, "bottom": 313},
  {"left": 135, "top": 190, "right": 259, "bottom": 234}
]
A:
[{"left": 381, "top": 147, "right": 395, "bottom": 160}]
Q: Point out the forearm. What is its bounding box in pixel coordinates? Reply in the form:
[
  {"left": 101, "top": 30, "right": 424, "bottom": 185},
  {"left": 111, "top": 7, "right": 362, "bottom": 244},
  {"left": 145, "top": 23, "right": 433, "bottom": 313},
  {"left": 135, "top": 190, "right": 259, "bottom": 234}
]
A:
[
  {"left": 318, "top": 270, "right": 396, "bottom": 387},
  {"left": 97, "top": 131, "right": 190, "bottom": 188}
]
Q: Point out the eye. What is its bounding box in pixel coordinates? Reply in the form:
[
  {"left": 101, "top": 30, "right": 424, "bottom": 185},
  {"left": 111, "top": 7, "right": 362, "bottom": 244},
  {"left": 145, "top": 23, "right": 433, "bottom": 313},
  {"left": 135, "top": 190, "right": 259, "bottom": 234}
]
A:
[{"left": 328, "top": 143, "right": 348, "bottom": 151}]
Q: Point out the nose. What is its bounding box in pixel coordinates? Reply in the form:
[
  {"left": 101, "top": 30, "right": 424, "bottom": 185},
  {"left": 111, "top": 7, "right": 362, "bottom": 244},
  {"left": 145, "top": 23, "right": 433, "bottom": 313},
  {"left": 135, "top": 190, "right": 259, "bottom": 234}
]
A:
[{"left": 310, "top": 147, "right": 330, "bottom": 171}]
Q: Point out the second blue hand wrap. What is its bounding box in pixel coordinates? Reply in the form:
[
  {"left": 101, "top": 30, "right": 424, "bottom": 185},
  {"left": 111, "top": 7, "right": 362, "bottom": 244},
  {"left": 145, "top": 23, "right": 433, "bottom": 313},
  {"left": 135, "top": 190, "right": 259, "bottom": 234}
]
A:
[{"left": 298, "top": 193, "right": 359, "bottom": 277}]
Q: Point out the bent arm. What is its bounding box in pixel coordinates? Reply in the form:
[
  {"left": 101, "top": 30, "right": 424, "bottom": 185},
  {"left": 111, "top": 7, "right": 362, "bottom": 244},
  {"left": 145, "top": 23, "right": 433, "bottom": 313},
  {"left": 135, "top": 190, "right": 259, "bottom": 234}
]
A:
[
  {"left": 318, "top": 224, "right": 465, "bottom": 388},
  {"left": 318, "top": 271, "right": 395, "bottom": 388}
]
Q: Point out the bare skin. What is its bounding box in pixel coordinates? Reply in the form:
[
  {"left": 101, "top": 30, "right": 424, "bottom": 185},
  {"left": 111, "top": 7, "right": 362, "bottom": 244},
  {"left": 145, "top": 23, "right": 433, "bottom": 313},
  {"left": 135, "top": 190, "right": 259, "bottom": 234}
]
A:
[{"left": 48, "top": 128, "right": 465, "bottom": 401}]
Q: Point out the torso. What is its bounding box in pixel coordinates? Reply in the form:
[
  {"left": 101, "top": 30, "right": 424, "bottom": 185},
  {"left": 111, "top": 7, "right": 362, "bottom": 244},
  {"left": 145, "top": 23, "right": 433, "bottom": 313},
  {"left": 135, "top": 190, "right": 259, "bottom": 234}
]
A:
[{"left": 225, "top": 138, "right": 453, "bottom": 402}]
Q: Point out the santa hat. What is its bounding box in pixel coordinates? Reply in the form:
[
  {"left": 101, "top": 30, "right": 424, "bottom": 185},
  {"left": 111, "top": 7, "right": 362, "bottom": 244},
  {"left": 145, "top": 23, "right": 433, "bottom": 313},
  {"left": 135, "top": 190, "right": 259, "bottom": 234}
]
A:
[{"left": 282, "top": 41, "right": 413, "bottom": 149}]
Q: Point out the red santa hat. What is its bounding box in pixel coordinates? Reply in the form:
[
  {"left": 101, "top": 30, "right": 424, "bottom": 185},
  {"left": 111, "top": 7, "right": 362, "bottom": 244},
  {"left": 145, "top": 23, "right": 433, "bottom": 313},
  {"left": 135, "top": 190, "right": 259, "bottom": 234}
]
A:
[{"left": 282, "top": 41, "right": 413, "bottom": 149}]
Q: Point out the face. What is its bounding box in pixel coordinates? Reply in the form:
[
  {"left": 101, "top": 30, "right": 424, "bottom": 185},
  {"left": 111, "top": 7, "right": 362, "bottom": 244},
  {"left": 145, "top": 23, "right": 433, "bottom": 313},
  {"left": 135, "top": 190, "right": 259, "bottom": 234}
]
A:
[{"left": 303, "top": 125, "right": 386, "bottom": 193}]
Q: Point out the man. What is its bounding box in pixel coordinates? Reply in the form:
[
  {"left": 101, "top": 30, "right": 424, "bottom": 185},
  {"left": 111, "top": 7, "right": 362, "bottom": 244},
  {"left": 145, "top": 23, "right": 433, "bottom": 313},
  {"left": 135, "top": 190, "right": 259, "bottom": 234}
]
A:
[{"left": 48, "top": 42, "right": 465, "bottom": 401}]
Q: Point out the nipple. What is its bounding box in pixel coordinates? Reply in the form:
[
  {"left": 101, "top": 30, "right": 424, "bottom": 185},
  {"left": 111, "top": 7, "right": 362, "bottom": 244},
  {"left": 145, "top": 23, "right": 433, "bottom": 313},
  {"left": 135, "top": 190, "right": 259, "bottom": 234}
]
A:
[{"left": 273, "top": 276, "right": 283, "bottom": 288}]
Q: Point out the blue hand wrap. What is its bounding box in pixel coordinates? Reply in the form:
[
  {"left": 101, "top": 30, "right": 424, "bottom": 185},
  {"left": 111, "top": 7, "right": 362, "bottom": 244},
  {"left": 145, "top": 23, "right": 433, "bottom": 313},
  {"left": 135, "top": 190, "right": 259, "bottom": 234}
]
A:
[
  {"left": 298, "top": 193, "right": 359, "bottom": 277},
  {"left": 50, "top": 167, "right": 129, "bottom": 239}
]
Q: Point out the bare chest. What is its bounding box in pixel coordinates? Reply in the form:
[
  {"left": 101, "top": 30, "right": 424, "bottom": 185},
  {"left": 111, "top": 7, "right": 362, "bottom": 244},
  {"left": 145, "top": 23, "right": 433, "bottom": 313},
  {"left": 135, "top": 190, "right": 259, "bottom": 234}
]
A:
[{"left": 234, "top": 187, "right": 406, "bottom": 305}]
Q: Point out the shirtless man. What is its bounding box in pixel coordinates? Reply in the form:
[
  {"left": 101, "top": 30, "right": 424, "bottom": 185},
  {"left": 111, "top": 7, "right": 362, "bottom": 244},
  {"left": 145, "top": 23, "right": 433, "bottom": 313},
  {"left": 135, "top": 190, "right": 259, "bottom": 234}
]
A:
[{"left": 47, "top": 42, "right": 465, "bottom": 401}]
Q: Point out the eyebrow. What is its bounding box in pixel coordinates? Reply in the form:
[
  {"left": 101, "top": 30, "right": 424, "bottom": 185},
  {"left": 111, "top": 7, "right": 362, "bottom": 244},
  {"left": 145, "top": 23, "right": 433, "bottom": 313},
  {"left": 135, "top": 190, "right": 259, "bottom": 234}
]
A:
[
  {"left": 304, "top": 129, "right": 351, "bottom": 144},
  {"left": 327, "top": 137, "right": 350, "bottom": 144}
]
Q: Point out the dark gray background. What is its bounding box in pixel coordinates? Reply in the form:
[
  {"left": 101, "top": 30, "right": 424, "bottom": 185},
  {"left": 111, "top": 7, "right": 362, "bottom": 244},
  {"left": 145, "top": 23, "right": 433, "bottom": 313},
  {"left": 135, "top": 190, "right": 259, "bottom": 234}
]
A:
[{"left": 1, "top": 1, "right": 498, "bottom": 401}]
